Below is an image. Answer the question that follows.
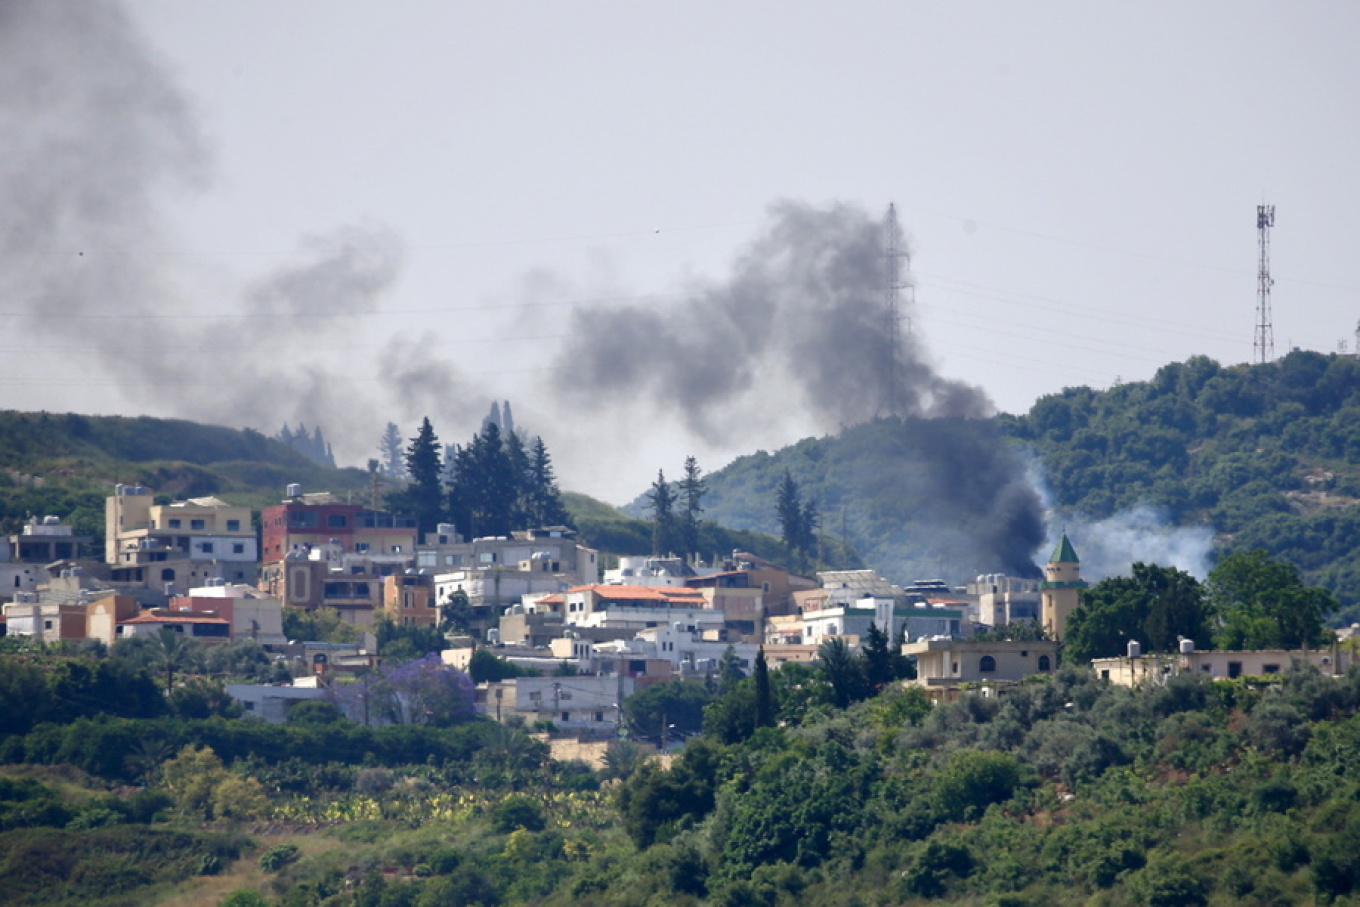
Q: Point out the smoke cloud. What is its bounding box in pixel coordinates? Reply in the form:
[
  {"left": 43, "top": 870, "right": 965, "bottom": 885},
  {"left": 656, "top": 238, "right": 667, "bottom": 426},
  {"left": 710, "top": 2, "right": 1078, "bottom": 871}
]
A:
[
  {"left": 0, "top": 0, "right": 478, "bottom": 460},
  {"left": 549, "top": 201, "right": 990, "bottom": 442}
]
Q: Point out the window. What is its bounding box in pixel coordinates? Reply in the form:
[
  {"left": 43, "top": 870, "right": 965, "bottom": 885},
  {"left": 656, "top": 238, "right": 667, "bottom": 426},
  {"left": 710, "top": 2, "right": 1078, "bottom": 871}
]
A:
[
  {"left": 233, "top": 544, "right": 245, "bottom": 555},
  {"left": 168, "top": 518, "right": 181, "bottom": 528},
  {"left": 200, "top": 542, "right": 214, "bottom": 554},
  {"left": 980, "top": 655, "right": 997, "bottom": 673},
  {"left": 161, "top": 568, "right": 175, "bottom": 581},
  {"left": 226, "top": 520, "right": 241, "bottom": 532},
  {"left": 595, "top": 711, "right": 604, "bottom": 722},
  {"left": 561, "top": 711, "right": 569, "bottom": 723},
  {"left": 1227, "top": 661, "right": 1243, "bottom": 679},
  {"left": 1262, "top": 664, "right": 1280, "bottom": 674},
  {"left": 191, "top": 519, "right": 206, "bottom": 530},
  {"left": 327, "top": 514, "right": 347, "bottom": 528},
  {"left": 1038, "top": 655, "right": 1051, "bottom": 671}
]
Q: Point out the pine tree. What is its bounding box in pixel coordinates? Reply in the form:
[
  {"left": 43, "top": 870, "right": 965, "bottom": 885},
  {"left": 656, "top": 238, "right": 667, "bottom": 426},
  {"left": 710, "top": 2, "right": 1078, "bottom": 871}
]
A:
[
  {"left": 678, "top": 455, "right": 706, "bottom": 562},
  {"left": 754, "top": 647, "right": 772, "bottom": 729},
  {"left": 646, "top": 470, "right": 678, "bottom": 556},
  {"left": 528, "top": 436, "right": 572, "bottom": 528},
  {"left": 379, "top": 423, "right": 405, "bottom": 478},
  {"left": 404, "top": 418, "right": 444, "bottom": 535},
  {"left": 776, "top": 470, "right": 804, "bottom": 552}
]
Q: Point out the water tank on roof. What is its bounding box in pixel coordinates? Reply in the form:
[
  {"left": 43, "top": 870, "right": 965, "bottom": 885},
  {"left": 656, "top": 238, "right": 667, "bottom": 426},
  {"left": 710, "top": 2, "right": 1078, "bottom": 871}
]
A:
[
  {"left": 286, "top": 483, "right": 302, "bottom": 498},
  {"left": 1179, "top": 637, "right": 1195, "bottom": 654},
  {"left": 1127, "top": 640, "right": 1142, "bottom": 658},
  {"left": 436, "top": 523, "right": 455, "bottom": 536}
]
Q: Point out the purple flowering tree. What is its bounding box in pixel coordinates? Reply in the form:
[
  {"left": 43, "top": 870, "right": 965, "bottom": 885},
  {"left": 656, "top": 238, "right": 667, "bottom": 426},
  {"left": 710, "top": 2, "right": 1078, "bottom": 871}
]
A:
[{"left": 329, "top": 653, "right": 475, "bottom": 727}]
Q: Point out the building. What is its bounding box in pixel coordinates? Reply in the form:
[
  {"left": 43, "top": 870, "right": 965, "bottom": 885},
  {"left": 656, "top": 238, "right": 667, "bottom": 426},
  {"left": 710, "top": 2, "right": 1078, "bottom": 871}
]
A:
[
  {"left": 382, "top": 572, "right": 439, "bottom": 628},
  {"left": 964, "top": 573, "right": 1041, "bottom": 628},
  {"left": 477, "top": 674, "right": 631, "bottom": 735},
  {"left": 169, "top": 582, "right": 287, "bottom": 646},
  {"left": 225, "top": 682, "right": 328, "bottom": 723},
  {"left": 259, "top": 490, "right": 417, "bottom": 587},
  {"left": 0, "top": 516, "right": 97, "bottom": 594},
  {"left": 106, "top": 485, "right": 258, "bottom": 588},
  {"left": 1092, "top": 640, "right": 1356, "bottom": 686},
  {"left": 1040, "top": 534, "right": 1086, "bottom": 641},
  {"left": 116, "top": 608, "right": 232, "bottom": 643},
  {"left": 903, "top": 637, "right": 1060, "bottom": 692}
]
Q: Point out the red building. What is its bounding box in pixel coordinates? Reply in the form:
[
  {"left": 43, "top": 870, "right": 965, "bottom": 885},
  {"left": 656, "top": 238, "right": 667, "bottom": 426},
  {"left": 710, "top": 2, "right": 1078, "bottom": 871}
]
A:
[{"left": 260, "top": 495, "right": 418, "bottom": 566}]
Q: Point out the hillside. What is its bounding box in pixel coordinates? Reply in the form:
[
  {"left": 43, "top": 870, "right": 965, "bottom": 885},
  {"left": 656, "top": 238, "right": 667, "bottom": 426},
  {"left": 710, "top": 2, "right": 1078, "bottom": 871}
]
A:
[
  {"left": 691, "top": 351, "right": 1360, "bottom": 619},
  {"left": 0, "top": 410, "right": 369, "bottom": 539},
  {"left": 1003, "top": 352, "right": 1360, "bottom": 617}
]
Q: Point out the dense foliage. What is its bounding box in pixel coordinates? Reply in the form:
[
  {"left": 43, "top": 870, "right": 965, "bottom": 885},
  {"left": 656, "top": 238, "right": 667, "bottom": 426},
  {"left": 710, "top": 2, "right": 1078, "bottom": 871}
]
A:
[
  {"left": 9, "top": 633, "right": 1360, "bottom": 905},
  {"left": 1004, "top": 352, "right": 1360, "bottom": 617}
]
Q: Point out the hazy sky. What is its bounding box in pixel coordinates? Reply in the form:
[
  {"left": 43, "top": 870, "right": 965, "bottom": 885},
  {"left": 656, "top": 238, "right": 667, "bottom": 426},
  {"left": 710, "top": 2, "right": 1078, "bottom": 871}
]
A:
[{"left": 5, "top": 2, "right": 1357, "bottom": 504}]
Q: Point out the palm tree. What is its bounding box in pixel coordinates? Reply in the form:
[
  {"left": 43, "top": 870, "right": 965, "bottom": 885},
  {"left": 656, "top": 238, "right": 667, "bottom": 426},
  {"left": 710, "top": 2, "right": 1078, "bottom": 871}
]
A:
[{"left": 152, "top": 627, "right": 196, "bottom": 693}]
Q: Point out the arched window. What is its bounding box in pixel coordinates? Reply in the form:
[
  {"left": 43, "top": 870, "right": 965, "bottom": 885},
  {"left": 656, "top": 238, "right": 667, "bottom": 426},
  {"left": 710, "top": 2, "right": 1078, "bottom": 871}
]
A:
[
  {"left": 979, "top": 655, "right": 997, "bottom": 673},
  {"left": 1038, "top": 655, "right": 1052, "bottom": 671}
]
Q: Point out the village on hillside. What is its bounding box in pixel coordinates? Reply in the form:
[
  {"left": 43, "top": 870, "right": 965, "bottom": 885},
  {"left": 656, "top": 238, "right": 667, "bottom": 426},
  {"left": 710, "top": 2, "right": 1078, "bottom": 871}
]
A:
[{"left": 3, "top": 477, "right": 1353, "bottom": 746}]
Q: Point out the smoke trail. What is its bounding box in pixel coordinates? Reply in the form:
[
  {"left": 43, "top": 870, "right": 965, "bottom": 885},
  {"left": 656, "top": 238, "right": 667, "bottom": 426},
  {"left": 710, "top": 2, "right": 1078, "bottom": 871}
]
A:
[
  {"left": 0, "top": 0, "right": 482, "bottom": 460},
  {"left": 549, "top": 200, "right": 990, "bottom": 441}
]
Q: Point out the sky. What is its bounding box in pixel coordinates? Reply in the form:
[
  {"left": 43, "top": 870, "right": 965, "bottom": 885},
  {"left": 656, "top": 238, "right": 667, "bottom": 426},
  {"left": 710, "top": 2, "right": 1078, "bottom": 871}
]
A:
[{"left": 4, "top": 1, "right": 1358, "bottom": 506}]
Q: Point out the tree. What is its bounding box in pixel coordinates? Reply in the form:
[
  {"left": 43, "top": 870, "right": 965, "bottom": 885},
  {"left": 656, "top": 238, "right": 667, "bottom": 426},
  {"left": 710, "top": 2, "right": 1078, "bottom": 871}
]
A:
[
  {"left": 151, "top": 627, "right": 200, "bottom": 693},
  {"left": 448, "top": 421, "right": 517, "bottom": 538},
  {"left": 678, "top": 455, "right": 707, "bottom": 561},
  {"left": 1064, "top": 563, "right": 1210, "bottom": 661},
  {"left": 379, "top": 422, "right": 405, "bottom": 478},
  {"left": 623, "top": 680, "right": 708, "bottom": 747},
  {"left": 775, "top": 470, "right": 818, "bottom": 556},
  {"left": 1207, "top": 549, "right": 1336, "bottom": 649},
  {"left": 527, "top": 436, "right": 572, "bottom": 528},
  {"left": 818, "top": 637, "right": 869, "bottom": 708},
  {"left": 860, "top": 622, "right": 895, "bottom": 690},
  {"left": 646, "top": 469, "right": 679, "bottom": 557},
  {"left": 404, "top": 417, "right": 444, "bottom": 535},
  {"left": 753, "top": 648, "right": 773, "bottom": 729},
  {"left": 330, "top": 654, "right": 475, "bottom": 726}
]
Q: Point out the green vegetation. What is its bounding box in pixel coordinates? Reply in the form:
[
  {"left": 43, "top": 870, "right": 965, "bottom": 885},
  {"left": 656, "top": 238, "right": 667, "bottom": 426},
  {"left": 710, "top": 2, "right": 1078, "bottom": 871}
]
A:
[
  {"left": 7, "top": 628, "right": 1360, "bottom": 904},
  {"left": 1005, "top": 351, "right": 1360, "bottom": 617}
]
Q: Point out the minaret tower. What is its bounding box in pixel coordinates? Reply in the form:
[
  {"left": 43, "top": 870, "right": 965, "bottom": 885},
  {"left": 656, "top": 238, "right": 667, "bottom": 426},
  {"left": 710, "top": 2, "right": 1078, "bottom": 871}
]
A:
[{"left": 1040, "top": 532, "right": 1087, "bottom": 641}]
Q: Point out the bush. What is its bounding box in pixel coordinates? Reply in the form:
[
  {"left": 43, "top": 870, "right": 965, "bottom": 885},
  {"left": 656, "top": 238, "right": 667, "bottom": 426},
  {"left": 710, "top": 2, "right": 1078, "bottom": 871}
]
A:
[
  {"left": 259, "top": 842, "right": 300, "bottom": 872},
  {"left": 492, "top": 794, "right": 546, "bottom": 833}
]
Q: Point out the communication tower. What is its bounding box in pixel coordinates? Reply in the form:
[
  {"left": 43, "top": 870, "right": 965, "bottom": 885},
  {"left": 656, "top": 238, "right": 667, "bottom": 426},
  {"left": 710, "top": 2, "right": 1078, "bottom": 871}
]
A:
[
  {"left": 883, "top": 204, "right": 911, "bottom": 417},
  {"left": 1254, "top": 204, "right": 1275, "bottom": 364}
]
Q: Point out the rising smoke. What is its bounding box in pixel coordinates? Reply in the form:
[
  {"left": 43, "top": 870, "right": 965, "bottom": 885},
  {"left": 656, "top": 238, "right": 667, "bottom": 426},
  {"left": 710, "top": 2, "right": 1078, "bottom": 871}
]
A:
[
  {"left": 549, "top": 201, "right": 991, "bottom": 442},
  {"left": 0, "top": 0, "right": 480, "bottom": 457}
]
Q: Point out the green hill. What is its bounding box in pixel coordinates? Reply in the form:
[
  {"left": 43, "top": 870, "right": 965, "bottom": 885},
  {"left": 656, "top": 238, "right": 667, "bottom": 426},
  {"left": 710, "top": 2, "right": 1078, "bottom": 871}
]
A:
[
  {"left": 0, "top": 410, "right": 369, "bottom": 539},
  {"left": 689, "top": 350, "right": 1360, "bottom": 621}
]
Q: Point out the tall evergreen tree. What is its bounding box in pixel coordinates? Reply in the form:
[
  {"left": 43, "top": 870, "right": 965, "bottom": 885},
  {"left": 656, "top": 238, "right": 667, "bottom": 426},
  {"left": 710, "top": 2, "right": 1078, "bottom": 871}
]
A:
[
  {"left": 528, "top": 436, "right": 572, "bottom": 528},
  {"left": 678, "top": 455, "right": 706, "bottom": 562},
  {"left": 753, "top": 647, "right": 772, "bottom": 729},
  {"left": 646, "top": 469, "right": 679, "bottom": 556},
  {"left": 776, "top": 470, "right": 803, "bottom": 552},
  {"left": 404, "top": 417, "right": 444, "bottom": 535},
  {"left": 447, "top": 421, "right": 517, "bottom": 539},
  {"left": 379, "top": 422, "right": 405, "bottom": 478}
]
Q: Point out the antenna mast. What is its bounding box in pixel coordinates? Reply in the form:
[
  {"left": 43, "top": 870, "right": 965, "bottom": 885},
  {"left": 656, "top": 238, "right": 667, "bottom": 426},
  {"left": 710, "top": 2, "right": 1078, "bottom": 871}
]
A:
[
  {"left": 883, "top": 203, "right": 910, "bottom": 417},
  {"left": 1254, "top": 204, "right": 1275, "bottom": 364}
]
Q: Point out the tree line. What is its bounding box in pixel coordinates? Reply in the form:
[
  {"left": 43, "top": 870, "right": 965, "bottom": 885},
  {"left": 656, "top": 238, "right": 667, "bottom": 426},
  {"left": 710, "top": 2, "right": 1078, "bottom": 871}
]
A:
[{"left": 384, "top": 416, "right": 572, "bottom": 538}]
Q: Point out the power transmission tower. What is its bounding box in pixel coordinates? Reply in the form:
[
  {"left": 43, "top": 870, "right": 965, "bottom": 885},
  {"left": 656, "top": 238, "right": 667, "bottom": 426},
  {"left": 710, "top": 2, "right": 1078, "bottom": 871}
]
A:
[
  {"left": 1254, "top": 204, "right": 1275, "bottom": 364},
  {"left": 883, "top": 204, "right": 910, "bottom": 417}
]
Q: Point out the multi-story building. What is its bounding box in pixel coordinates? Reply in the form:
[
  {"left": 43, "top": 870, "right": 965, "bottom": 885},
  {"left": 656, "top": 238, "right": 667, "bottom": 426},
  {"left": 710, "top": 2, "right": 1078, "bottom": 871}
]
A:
[
  {"left": 169, "top": 581, "right": 287, "bottom": 646},
  {"left": 106, "top": 485, "right": 258, "bottom": 588},
  {"left": 0, "top": 516, "right": 96, "bottom": 594},
  {"left": 259, "top": 490, "right": 417, "bottom": 576},
  {"left": 382, "top": 572, "right": 438, "bottom": 628}
]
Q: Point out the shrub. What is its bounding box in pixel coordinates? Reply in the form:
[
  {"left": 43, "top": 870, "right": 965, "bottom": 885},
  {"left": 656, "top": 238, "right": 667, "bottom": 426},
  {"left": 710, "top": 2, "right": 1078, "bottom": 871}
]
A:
[{"left": 259, "top": 842, "right": 300, "bottom": 872}]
